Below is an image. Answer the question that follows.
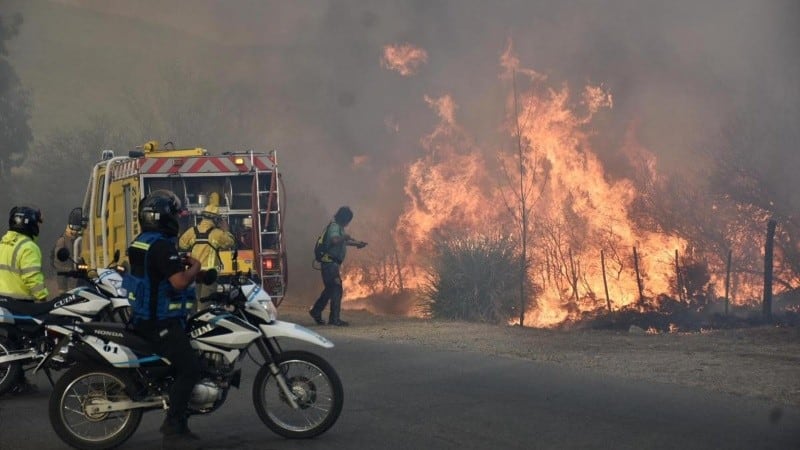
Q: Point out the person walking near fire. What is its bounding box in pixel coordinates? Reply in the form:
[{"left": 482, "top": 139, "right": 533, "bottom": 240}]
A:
[
  {"left": 309, "top": 206, "right": 367, "bottom": 327},
  {"left": 178, "top": 192, "right": 235, "bottom": 305}
]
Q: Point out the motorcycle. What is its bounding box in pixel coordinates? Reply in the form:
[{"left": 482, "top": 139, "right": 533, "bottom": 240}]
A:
[
  {"left": 47, "top": 271, "right": 343, "bottom": 449},
  {"left": 0, "top": 249, "right": 130, "bottom": 395}
]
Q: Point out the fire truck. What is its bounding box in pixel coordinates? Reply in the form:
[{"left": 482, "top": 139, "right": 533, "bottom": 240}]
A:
[{"left": 66, "top": 141, "right": 287, "bottom": 305}]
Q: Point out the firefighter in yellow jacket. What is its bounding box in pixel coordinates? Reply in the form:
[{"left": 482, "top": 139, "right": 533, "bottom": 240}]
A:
[
  {"left": 0, "top": 206, "right": 47, "bottom": 395},
  {"left": 178, "top": 193, "right": 234, "bottom": 305},
  {"left": 0, "top": 206, "right": 48, "bottom": 302}
]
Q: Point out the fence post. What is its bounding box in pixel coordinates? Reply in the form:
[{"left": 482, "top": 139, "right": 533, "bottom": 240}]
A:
[
  {"left": 763, "top": 219, "right": 777, "bottom": 321},
  {"left": 633, "top": 247, "right": 644, "bottom": 306},
  {"left": 724, "top": 249, "right": 732, "bottom": 315},
  {"left": 601, "top": 250, "right": 611, "bottom": 311}
]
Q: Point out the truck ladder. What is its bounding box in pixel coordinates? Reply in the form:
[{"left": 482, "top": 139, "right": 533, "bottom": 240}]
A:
[{"left": 252, "top": 152, "right": 285, "bottom": 305}]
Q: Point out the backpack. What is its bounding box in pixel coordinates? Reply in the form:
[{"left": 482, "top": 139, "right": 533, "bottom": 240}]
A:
[
  {"left": 190, "top": 225, "right": 222, "bottom": 270},
  {"left": 313, "top": 223, "right": 332, "bottom": 263}
]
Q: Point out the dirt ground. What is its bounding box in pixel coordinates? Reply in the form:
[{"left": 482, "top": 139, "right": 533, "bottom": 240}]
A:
[{"left": 278, "top": 303, "right": 800, "bottom": 408}]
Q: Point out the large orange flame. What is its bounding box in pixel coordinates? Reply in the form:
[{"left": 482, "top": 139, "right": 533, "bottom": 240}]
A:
[{"left": 343, "top": 42, "right": 786, "bottom": 327}]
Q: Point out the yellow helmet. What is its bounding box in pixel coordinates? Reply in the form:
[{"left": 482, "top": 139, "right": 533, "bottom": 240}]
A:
[{"left": 201, "top": 204, "right": 219, "bottom": 219}]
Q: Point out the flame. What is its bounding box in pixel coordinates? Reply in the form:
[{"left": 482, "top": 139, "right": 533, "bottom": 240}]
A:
[
  {"left": 343, "top": 42, "right": 788, "bottom": 327},
  {"left": 381, "top": 43, "right": 428, "bottom": 76}
]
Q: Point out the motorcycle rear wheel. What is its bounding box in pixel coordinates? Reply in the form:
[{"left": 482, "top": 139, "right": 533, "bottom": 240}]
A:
[
  {"left": 49, "top": 364, "right": 143, "bottom": 450},
  {"left": 0, "top": 335, "right": 23, "bottom": 396},
  {"left": 253, "top": 350, "right": 343, "bottom": 439}
]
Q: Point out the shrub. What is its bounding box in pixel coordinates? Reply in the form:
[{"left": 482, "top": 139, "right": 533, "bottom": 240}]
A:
[{"left": 421, "top": 234, "right": 527, "bottom": 323}]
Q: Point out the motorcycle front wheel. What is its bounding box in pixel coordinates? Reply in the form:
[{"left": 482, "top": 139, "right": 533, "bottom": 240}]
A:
[
  {"left": 253, "top": 350, "right": 343, "bottom": 439},
  {"left": 0, "top": 334, "right": 23, "bottom": 396},
  {"left": 49, "top": 364, "right": 143, "bottom": 450}
]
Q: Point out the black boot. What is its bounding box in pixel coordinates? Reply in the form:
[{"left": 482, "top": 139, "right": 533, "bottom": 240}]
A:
[
  {"left": 10, "top": 378, "right": 38, "bottom": 396},
  {"left": 160, "top": 415, "right": 201, "bottom": 442},
  {"left": 308, "top": 309, "right": 325, "bottom": 325}
]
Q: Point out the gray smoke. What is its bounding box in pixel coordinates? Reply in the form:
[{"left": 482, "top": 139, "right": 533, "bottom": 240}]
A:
[{"left": 1, "top": 0, "right": 797, "bottom": 300}]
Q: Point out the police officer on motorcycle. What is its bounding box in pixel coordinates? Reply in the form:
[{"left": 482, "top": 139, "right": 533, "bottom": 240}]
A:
[
  {"left": 123, "top": 190, "right": 203, "bottom": 443},
  {"left": 0, "top": 206, "right": 48, "bottom": 395}
]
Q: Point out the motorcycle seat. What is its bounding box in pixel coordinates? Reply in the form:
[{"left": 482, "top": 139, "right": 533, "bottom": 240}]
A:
[{"left": 0, "top": 296, "right": 62, "bottom": 317}]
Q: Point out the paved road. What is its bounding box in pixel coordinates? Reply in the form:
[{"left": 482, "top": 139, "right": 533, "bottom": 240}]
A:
[{"left": 1, "top": 336, "right": 798, "bottom": 450}]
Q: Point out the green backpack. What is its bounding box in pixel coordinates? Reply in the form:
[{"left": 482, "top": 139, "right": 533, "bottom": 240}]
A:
[{"left": 313, "top": 222, "right": 332, "bottom": 262}]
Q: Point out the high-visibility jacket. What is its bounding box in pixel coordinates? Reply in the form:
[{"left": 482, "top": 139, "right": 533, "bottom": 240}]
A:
[
  {"left": 124, "top": 231, "right": 194, "bottom": 323},
  {"left": 0, "top": 230, "right": 49, "bottom": 301}
]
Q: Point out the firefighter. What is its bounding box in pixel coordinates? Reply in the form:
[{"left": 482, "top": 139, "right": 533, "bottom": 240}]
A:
[
  {"left": 51, "top": 224, "right": 80, "bottom": 292},
  {"left": 124, "top": 190, "right": 203, "bottom": 443},
  {"left": 0, "top": 206, "right": 48, "bottom": 395},
  {"left": 178, "top": 192, "right": 235, "bottom": 304},
  {"left": 309, "top": 206, "right": 367, "bottom": 326},
  {"left": 236, "top": 215, "right": 254, "bottom": 250}
]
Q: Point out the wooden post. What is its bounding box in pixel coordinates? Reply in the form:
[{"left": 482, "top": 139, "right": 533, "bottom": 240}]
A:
[
  {"left": 674, "top": 249, "right": 684, "bottom": 302},
  {"left": 724, "top": 249, "right": 732, "bottom": 315},
  {"left": 569, "top": 248, "right": 579, "bottom": 306},
  {"left": 633, "top": 247, "right": 644, "bottom": 306},
  {"left": 601, "top": 250, "right": 611, "bottom": 311},
  {"left": 763, "top": 219, "right": 777, "bottom": 321}
]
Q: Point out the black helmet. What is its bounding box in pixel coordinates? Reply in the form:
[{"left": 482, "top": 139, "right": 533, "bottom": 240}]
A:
[
  {"left": 9, "top": 206, "right": 43, "bottom": 238},
  {"left": 138, "top": 190, "right": 185, "bottom": 236},
  {"left": 334, "top": 206, "right": 353, "bottom": 226}
]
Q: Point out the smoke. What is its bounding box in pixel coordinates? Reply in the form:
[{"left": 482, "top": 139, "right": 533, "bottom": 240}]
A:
[{"left": 1, "top": 0, "right": 798, "bottom": 301}]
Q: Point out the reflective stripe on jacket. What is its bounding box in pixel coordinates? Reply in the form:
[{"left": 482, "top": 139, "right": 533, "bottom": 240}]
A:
[
  {"left": 0, "top": 230, "right": 49, "bottom": 301},
  {"left": 125, "top": 232, "right": 194, "bottom": 322}
]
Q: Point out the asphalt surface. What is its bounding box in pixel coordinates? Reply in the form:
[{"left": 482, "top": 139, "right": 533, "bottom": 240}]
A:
[{"left": 0, "top": 335, "right": 798, "bottom": 450}]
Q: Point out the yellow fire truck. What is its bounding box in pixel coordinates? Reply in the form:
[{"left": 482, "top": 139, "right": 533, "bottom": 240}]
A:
[{"left": 66, "top": 141, "right": 287, "bottom": 305}]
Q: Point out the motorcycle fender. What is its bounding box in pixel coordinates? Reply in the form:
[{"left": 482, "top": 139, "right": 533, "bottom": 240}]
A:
[
  {"left": 259, "top": 320, "right": 334, "bottom": 348},
  {"left": 0, "top": 307, "right": 14, "bottom": 325}
]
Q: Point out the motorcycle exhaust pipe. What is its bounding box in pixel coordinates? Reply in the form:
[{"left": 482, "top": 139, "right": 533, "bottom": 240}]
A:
[{"left": 0, "top": 349, "right": 39, "bottom": 364}]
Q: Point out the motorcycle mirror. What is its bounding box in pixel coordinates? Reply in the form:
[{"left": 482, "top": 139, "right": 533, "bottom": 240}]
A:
[
  {"left": 56, "top": 247, "right": 71, "bottom": 262},
  {"left": 202, "top": 268, "right": 218, "bottom": 285}
]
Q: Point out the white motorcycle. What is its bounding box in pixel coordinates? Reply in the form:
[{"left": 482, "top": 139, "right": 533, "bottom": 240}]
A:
[
  {"left": 0, "top": 249, "right": 130, "bottom": 395},
  {"left": 47, "top": 272, "right": 343, "bottom": 449}
]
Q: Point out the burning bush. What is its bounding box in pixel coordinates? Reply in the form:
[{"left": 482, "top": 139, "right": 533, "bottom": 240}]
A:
[{"left": 421, "top": 234, "right": 532, "bottom": 323}]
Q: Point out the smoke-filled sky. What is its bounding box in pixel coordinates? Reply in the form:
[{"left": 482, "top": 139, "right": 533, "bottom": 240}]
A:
[{"left": 1, "top": 0, "right": 798, "bottom": 301}]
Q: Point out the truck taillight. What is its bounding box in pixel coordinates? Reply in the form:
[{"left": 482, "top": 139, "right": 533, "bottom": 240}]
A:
[{"left": 262, "top": 257, "right": 276, "bottom": 271}]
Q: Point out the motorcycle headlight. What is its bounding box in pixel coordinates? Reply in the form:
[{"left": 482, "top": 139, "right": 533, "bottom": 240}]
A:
[
  {"left": 97, "top": 269, "right": 127, "bottom": 298},
  {"left": 247, "top": 297, "right": 278, "bottom": 322}
]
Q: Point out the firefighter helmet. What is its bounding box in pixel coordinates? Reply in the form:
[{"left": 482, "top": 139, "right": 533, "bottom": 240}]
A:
[
  {"left": 139, "top": 190, "right": 185, "bottom": 236},
  {"left": 9, "top": 206, "right": 43, "bottom": 238},
  {"left": 200, "top": 204, "right": 220, "bottom": 220}
]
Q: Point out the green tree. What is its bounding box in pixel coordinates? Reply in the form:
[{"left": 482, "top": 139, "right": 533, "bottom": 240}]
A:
[{"left": 0, "top": 13, "right": 32, "bottom": 207}]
